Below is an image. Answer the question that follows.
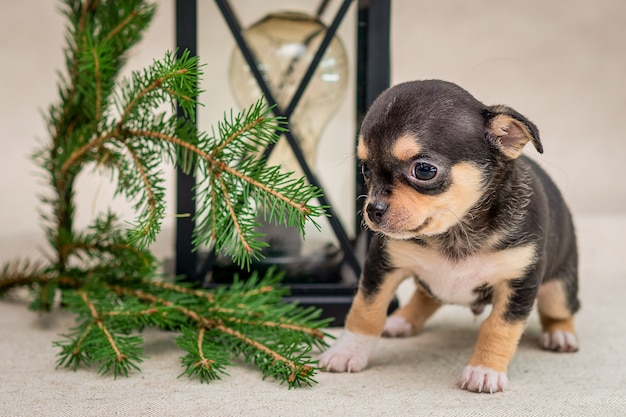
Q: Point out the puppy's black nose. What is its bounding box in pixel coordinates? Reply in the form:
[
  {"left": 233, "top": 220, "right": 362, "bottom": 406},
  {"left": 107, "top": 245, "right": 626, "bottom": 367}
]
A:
[{"left": 366, "top": 201, "right": 388, "bottom": 224}]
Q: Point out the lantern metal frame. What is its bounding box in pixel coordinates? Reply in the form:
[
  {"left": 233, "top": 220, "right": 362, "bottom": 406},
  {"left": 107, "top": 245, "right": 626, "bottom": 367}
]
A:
[{"left": 173, "top": 0, "right": 391, "bottom": 325}]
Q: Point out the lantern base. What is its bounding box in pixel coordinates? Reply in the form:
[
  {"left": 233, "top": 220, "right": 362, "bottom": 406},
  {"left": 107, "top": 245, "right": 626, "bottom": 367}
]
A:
[
  {"left": 284, "top": 283, "right": 399, "bottom": 327},
  {"left": 204, "top": 263, "right": 397, "bottom": 327},
  {"left": 166, "top": 250, "right": 398, "bottom": 327}
]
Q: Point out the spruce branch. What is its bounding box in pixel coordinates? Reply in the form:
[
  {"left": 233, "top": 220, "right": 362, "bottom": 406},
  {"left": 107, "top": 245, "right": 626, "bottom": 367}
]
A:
[
  {"left": 177, "top": 326, "right": 230, "bottom": 383},
  {"left": 125, "top": 101, "right": 325, "bottom": 267},
  {"left": 1, "top": 0, "right": 334, "bottom": 388}
]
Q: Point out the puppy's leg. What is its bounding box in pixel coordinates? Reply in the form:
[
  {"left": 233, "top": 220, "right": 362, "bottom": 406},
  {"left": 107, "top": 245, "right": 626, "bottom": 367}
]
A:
[
  {"left": 319, "top": 269, "right": 407, "bottom": 372},
  {"left": 537, "top": 279, "right": 579, "bottom": 352},
  {"left": 460, "top": 281, "right": 529, "bottom": 393},
  {"left": 382, "top": 285, "right": 441, "bottom": 337}
]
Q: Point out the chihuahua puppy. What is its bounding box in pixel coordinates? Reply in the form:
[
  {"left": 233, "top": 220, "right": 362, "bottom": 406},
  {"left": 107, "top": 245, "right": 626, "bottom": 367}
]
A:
[{"left": 319, "top": 80, "right": 580, "bottom": 393}]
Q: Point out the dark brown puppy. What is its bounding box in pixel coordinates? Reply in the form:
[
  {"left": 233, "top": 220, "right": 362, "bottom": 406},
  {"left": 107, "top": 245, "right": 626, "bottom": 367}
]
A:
[{"left": 319, "top": 80, "right": 580, "bottom": 393}]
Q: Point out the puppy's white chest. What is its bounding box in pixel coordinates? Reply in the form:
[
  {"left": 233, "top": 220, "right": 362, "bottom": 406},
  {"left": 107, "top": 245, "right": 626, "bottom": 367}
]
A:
[{"left": 387, "top": 240, "right": 535, "bottom": 306}]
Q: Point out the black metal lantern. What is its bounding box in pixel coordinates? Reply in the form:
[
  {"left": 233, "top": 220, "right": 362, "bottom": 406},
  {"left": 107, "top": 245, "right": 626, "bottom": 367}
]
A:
[{"left": 174, "top": 0, "right": 392, "bottom": 325}]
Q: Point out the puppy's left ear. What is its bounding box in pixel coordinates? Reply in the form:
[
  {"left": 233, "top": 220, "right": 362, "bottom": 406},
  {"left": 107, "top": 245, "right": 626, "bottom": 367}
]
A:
[{"left": 484, "top": 105, "right": 543, "bottom": 159}]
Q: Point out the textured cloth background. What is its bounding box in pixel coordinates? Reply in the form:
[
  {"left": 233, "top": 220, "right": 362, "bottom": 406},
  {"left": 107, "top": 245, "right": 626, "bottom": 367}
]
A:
[{"left": 1, "top": 215, "right": 625, "bottom": 416}]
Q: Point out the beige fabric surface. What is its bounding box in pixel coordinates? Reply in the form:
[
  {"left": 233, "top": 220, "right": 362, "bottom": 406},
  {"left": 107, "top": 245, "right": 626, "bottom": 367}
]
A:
[{"left": 1, "top": 215, "right": 625, "bottom": 416}]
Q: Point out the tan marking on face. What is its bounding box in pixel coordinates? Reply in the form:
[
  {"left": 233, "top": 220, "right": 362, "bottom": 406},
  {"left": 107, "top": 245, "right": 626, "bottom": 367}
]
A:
[
  {"left": 357, "top": 136, "right": 368, "bottom": 160},
  {"left": 468, "top": 281, "right": 526, "bottom": 372},
  {"left": 537, "top": 280, "right": 573, "bottom": 321},
  {"left": 344, "top": 269, "right": 408, "bottom": 336},
  {"left": 366, "top": 162, "right": 484, "bottom": 238},
  {"left": 391, "top": 135, "right": 422, "bottom": 162},
  {"left": 489, "top": 114, "right": 533, "bottom": 159},
  {"left": 386, "top": 240, "right": 536, "bottom": 306}
]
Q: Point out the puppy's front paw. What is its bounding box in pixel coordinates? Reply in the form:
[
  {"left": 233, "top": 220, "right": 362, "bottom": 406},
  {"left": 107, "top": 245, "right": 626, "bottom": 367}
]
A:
[
  {"left": 541, "top": 330, "right": 579, "bottom": 352},
  {"left": 460, "top": 365, "right": 508, "bottom": 393},
  {"left": 382, "top": 316, "right": 414, "bottom": 337},
  {"left": 319, "top": 330, "right": 378, "bottom": 373}
]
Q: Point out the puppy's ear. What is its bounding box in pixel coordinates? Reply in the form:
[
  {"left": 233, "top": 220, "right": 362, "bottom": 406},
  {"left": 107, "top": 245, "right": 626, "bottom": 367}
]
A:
[{"left": 484, "top": 105, "right": 543, "bottom": 159}]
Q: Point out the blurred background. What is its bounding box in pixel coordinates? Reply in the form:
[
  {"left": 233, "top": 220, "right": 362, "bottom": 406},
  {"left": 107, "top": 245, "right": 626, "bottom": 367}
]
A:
[{"left": 1, "top": 0, "right": 625, "bottom": 267}]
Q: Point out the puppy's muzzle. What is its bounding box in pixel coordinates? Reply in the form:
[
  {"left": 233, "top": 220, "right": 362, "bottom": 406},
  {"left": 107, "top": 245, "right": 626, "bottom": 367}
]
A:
[{"left": 366, "top": 200, "right": 389, "bottom": 225}]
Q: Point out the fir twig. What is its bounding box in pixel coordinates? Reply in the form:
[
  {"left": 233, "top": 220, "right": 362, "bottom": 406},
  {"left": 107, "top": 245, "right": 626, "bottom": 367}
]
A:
[
  {"left": 78, "top": 290, "right": 127, "bottom": 367},
  {"left": 1, "top": 0, "right": 333, "bottom": 388}
]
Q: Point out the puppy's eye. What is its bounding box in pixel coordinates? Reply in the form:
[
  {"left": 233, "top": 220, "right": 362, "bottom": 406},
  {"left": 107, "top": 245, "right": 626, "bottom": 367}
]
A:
[{"left": 412, "top": 162, "right": 437, "bottom": 181}]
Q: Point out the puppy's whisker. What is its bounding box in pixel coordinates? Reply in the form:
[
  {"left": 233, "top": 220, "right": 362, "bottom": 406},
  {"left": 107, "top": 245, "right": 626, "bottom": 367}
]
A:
[{"left": 445, "top": 208, "right": 475, "bottom": 252}]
